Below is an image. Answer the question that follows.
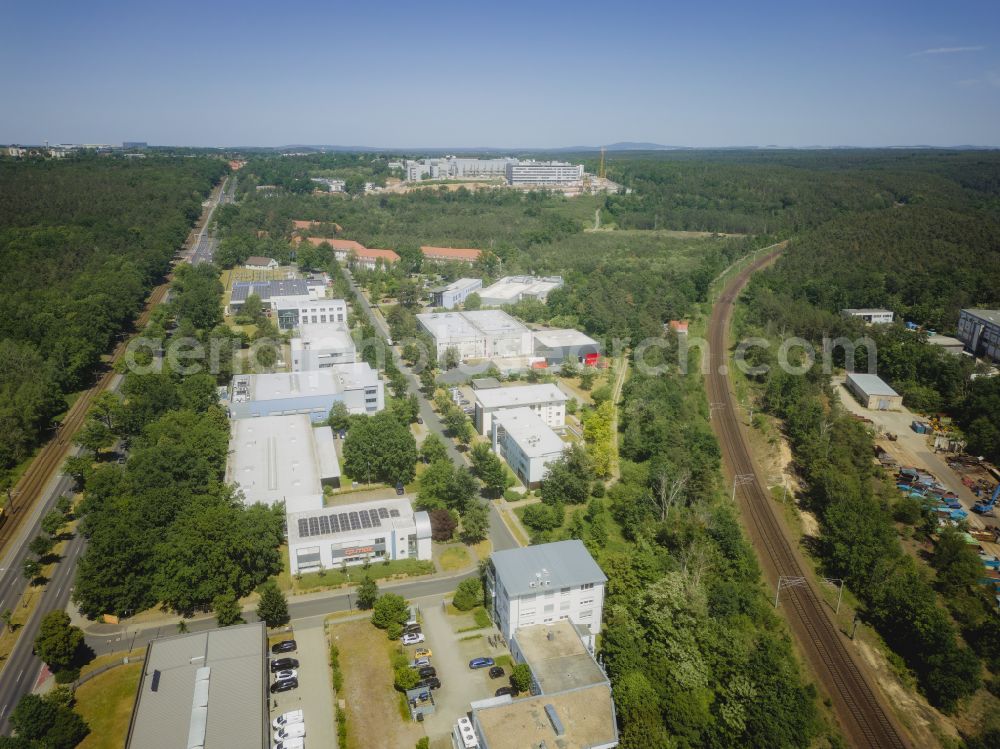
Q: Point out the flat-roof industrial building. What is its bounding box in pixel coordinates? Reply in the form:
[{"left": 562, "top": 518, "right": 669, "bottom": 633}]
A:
[
  {"left": 430, "top": 277, "right": 483, "bottom": 309},
  {"left": 505, "top": 160, "right": 584, "bottom": 186},
  {"left": 532, "top": 328, "right": 601, "bottom": 365},
  {"left": 228, "top": 365, "right": 384, "bottom": 421},
  {"left": 273, "top": 297, "right": 347, "bottom": 330},
  {"left": 226, "top": 414, "right": 338, "bottom": 512},
  {"left": 842, "top": 308, "right": 894, "bottom": 325},
  {"left": 417, "top": 310, "right": 533, "bottom": 362},
  {"left": 478, "top": 276, "right": 563, "bottom": 307},
  {"left": 125, "top": 623, "right": 268, "bottom": 749},
  {"left": 958, "top": 309, "right": 1000, "bottom": 361},
  {"left": 474, "top": 383, "right": 567, "bottom": 435},
  {"left": 491, "top": 407, "right": 567, "bottom": 488},
  {"left": 291, "top": 322, "right": 356, "bottom": 371},
  {"left": 286, "top": 497, "right": 431, "bottom": 574},
  {"left": 845, "top": 372, "right": 903, "bottom": 410}
]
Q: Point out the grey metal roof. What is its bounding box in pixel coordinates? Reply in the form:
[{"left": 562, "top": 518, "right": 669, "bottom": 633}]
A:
[
  {"left": 846, "top": 372, "right": 899, "bottom": 397},
  {"left": 491, "top": 540, "right": 606, "bottom": 598},
  {"left": 963, "top": 309, "right": 1000, "bottom": 326},
  {"left": 231, "top": 279, "right": 309, "bottom": 303},
  {"left": 127, "top": 622, "right": 266, "bottom": 749}
]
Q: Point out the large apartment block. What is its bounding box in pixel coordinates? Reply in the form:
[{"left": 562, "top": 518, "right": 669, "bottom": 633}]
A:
[
  {"left": 473, "top": 383, "right": 567, "bottom": 435},
  {"left": 505, "top": 160, "right": 584, "bottom": 186},
  {"left": 487, "top": 540, "right": 607, "bottom": 650}
]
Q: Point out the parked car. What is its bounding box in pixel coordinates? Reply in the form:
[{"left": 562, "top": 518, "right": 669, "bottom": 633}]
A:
[
  {"left": 274, "top": 739, "right": 305, "bottom": 749},
  {"left": 396, "top": 482, "right": 405, "bottom": 495},
  {"left": 271, "top": 640, "right": 297, "bottom": 654},
  {"left": 273, "top": 722, "right": 306, "bottom": 742},
  {"left": 272, "top": 710, "right": 304, "bottom": 729},
  {"left": 270, "top": 658, "right": 299, "bottom": 673},
  {"left": 270, "top": 677, "right": 299, "bottom": 694},
  {"left": 414, "top": 648, "right": 432, "bottom": 658},
  {"left": 403, "top": 623, "right": 421, "bottom": 634},
  {"left": 402, "top": 632, "right": 426, "bottom": 645},
  {"left": 410, "top": 657, "right": 431, "bottom": 668},
  {"left": 469, "top": 657, "right": 495, "bottom": 669},
  {"left": 495, "top": 686, "right": 517, "bottom": 698},
  {"left": 488, "top": 666, "right": 505, "bottom": 679},
  {"left": 273, "top": 669, "right": 298, "bottom": 681},
  {"left": 417, "top": 676, "right": 441, "bottom": 690},
  {"left": 417, "top": 666, "right": 436, "bottom": 678},
  {"left": 417, "top": 417, "right": 424, "bottom": 424}
]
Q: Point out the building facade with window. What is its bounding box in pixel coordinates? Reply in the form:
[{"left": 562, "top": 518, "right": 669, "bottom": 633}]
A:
[
  {"left": 290, "top": 322, "right": 356, "bottom": 371},
  {"left": 474, "top": 383, "right": 568, "bottom": 435},
  {"left": 286, "top": 498, "right": 431, "bottom": 574},
  {"left": 430, "top": 278, "right": 483, "bottom": 309},
  {"left": 841, "top": 308, "right": 894, "bottom": 325},
  {"left": 270, "top": 297, "right": 347, "bottom": 330},
  {"left": 486, "top": 540, "right": 607, "bottom": 650},
  {"left": 958, "top": 309, "right": 1000, "bottom": 361},
  {"left": 228, "top": 364, "right": 384, "bottom": 422},
  {"left": 491, "top": 407, "right": 566, "bottom": 488}
]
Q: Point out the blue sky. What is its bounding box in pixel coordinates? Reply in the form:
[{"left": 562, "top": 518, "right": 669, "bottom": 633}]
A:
[{"left": 2, "top": 0, "right": 998, "bottom": 148}]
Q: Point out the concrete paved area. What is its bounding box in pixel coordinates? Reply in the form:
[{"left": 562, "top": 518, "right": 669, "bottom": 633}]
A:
[
  {"left": 268, "top": 622, "right": 337, "bottom": 748},
  {"left": 417, "top": 602, "right": 509, "bottom": 744}
]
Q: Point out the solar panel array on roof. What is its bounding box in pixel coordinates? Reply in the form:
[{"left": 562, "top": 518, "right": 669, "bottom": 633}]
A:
[{"left": 296, "top": 508, "right": 389, "bottom": 538}]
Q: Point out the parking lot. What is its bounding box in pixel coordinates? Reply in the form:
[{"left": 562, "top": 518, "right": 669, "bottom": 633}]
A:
[
  {"left": 268, "top": 623, "right": 336, "bottom": 748},
  {"left": 409, "top": 601, "right": 513, "bottom": 746}
]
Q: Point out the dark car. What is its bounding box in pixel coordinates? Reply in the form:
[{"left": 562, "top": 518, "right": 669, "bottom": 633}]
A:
[
  {"left": 271, "top": 640, "right": 297, "bottom": 654},
  {"left": 488, "top": 666, "right": 505, "bottom": 679},
  {"left": 270, "top": 658, "right": 299, "bottom": 673},
  {"left": 417, "top": 677, "right": 441, "bottom": 690},
  {"left": 417, "top": 666, "right": 436, "bottom": 678},
  {"left": 495, "top": 686, "right": 517, "bottom": 698},
  {"left": 270, "top": 677, "right": 299, "bottom": 694},
  {"left": 469, "top": 657, "right": 495, "bottom": 669},
  {"left": 396, "top": 482, "right": 405, "bottom": 496}
]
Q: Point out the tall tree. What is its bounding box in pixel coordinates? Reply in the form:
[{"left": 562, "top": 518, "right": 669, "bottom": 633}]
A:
[{"left": 256, "top": 581, "right": 289, "bottom": 628}]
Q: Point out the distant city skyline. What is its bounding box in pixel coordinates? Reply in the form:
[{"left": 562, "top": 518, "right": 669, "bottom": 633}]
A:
[{"left": 1, "top": 0, "right": 998, "bottom": 148}]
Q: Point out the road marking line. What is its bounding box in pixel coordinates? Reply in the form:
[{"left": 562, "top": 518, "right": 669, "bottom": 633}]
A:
[
  {"left": 16, "top": 669, "right": 24, "bottom": 683},
  {"left": 1, "top": 703, "right": 6, "bottom": 717}
]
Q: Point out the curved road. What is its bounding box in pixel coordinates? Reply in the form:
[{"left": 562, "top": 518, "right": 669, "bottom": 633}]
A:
[{"left": 705, "top": 248, "right": 909, "bottom": 749}]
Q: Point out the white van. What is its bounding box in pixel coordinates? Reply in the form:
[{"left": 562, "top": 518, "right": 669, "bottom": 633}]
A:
[
  {"left": 272, "top": 709, "right": 304, "bottom": 729},
  {"left": 406, "top": 605, "right": 419, "bottom": 628},
  {"left": 274, "top": 723, "right": 306, "bottom": 743},
  {"left": 274, "top": 739, "right": 305, "bottom": 749}
]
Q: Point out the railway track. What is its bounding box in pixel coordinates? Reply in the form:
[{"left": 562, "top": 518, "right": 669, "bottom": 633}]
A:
[
  {"left": 705, "top": 249, "right": 909, "bottom": 749},
  {"left": 0, "top": 279, "right": 171, "bottom": 553}
]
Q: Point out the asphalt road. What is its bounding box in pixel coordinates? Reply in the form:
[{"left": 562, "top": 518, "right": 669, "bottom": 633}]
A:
[
  {"left": 0, "top": 177, "right": 232, "bottom": 735},
  {"left": 343, "top": 269, "right": 518, "bottom": 551}
]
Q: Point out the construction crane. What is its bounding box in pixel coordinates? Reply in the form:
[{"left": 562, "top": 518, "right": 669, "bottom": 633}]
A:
[{"left": 598, "top": 147, "right": 607, "bottom": 180}]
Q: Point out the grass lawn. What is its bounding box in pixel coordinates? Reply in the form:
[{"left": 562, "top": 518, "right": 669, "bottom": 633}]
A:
[
  {"left": 80, "top": 649, "right": 145, "bottom": 679},
  {"left": 437, "top": 545, "right": 470, "bottom": 572},
  {"left": 75, "top": 662, "right": 142, "bottom": 749},
  {"left": 295, "top": 558, "right": 434, "bottom": 592}
]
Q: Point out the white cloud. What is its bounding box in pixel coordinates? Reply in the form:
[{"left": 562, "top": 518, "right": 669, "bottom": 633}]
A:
[{"left": 911, "top": 45, "right": 985, "bottom": 56}]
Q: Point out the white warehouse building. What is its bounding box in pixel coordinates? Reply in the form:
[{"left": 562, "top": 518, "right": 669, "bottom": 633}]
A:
[
  {"left": 474, "top": 383, "right": 568, "bottom": 435},
  {"left": 486, "top": 540, "right": 607, "bottom": 650},
  {"left": 291, "top": 322, "right": 356, "bottom": 371},
  {"left": 225, "top": 414, "right": 338, "bottom": 513},
  {"left": 228, "top": 365, "right": 384, "bottom": 421},
  {"left": 478, "top": 276, "right": 564, "bottom": 307},
  {"left": 491, "top": 407, "right": 566, "bottom": 488},
  {"left": 417, "top": 309, "right": 533, "bottom": 363},
  {"left": 287, "top": 497, "right": 431, "bottom": 575}
]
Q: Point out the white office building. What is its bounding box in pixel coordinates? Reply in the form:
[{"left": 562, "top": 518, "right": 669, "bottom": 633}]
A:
[
  {"left": 474, "top": 383, "right": 567, "bottom": 435},
  {"left": 430, "top": 278, "right": 483, "bottom": 309},
  {"left": 225, "top": 414, "right": 337, "bottom": 513},
  {"left": 842, "top": 308, "right": 894, "bottom": 325},
  {"left": 486, "top": 540, "right": 607, "bottom": 650},
  {"left": 491, "top": 407, "right": 566, "bottom": 488},
  {"left": 271, "top": 297, "right": 347, "bottom": 330},
  {"left": 958, "top": 309, "right": 1000, "bottom": 361},
  {"left": 291, "top": 322, "right": 356, "bottom": 371},
  {"left": 286, "top": 497, "right": 432, "bottom": 574},
  {"left": 417, "top": 310, "right": 533, "bottom": 363},
  {"left": 506, "top": 160, "right": 584, "bottom": 186},
  {"left": 228, "top": 364, "right": 384, "bottom": 421},
  {"left": 478, "top": 276, "right": 564, "bottom": 307}
]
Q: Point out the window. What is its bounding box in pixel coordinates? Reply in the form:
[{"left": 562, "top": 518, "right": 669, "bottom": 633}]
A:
[
  {"left": 560, "top": 587, "right": 570, "bottom": 596},
  {"left": 579, "top": 609, "right": 593, "bottom": 619},
  {"left": 581, "top": 598, "right": 594, "bottom": 606},
  {"left": 580, "top": 582, "right": 594, "bottom": 591}
]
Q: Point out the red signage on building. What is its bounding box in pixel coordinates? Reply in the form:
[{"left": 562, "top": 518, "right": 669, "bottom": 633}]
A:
[{"left": 345, "top": 546, "right": 375, "bottom": 556}]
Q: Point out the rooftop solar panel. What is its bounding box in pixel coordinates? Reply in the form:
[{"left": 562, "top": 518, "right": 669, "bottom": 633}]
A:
[
  {"left": 360, "top": 512, "right": 372, "bottom": 529},
  {"left": 308, "top": 517, "right": 320, "bottom": 536},
  {"left": 370, "top": 510, "right": 382, "bottom": 527},
  {"left": 390, "top": 509, "right": 401, "bottom": 517},
  {"left": 339, "top": 513, "right": 349, "bottom": 532},
  {"left": 298, "top": 518, "right": 309, "bottom": 538},
  {"left": 319, "top": 515, "right": 331, "bottom": 534},
  {"left": 330, "top": 514, "right": 340, "bottom": 533},
  {"left": 349, "top": 512, "right": 360, "bottom": 530},
  {"left": 378, "top": 507, "right": 389, "bottom": 518}
]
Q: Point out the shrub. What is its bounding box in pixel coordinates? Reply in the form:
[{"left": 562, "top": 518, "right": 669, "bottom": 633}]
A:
[{"left": 453, "top": 578, "right": 483, "bottom": 611}]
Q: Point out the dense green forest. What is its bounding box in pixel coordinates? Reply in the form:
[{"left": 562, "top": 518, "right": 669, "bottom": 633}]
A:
[
  {"left": 70, "top": 263, "right": 284, "bottom": 618},
  {"left": 0, "top": 155, "right": 226, "bottom": 485}
]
